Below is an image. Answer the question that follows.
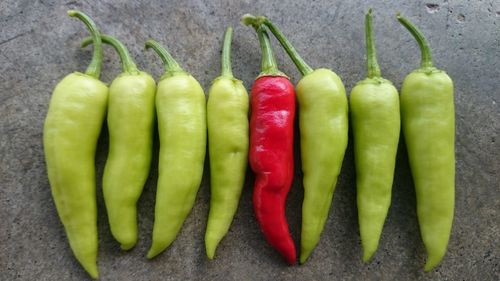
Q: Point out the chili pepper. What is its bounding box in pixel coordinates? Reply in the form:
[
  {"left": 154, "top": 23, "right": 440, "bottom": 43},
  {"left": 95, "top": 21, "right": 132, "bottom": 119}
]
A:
[
  {"left": 350, "top": 9, "right": 400, "bottom": 262},
  {"left": 145, "top": 39, "right": 207, "bottom": 259},
  {"left": 397, "top": 14, "right": 455, "bottom": 271},
  {"left": 205, "top": 27, "right": 249, "bottom": 259},
  {"left": 81, "top": 34, "right": 156, "bottom": 250},
  {"left": 43, "top": 10, "right": 106, "bottom": 279},
  {"left": 241, "top": 19, "right": 297, "bottom": 265},
  {"left": 242, "top": 14, "right": 348, "bottom": 263}
]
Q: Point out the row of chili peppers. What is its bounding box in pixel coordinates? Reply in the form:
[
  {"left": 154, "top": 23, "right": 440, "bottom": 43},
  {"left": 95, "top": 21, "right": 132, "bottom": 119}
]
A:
[{"left": 43, "top": 10, "right": 455, "bottom": 279}]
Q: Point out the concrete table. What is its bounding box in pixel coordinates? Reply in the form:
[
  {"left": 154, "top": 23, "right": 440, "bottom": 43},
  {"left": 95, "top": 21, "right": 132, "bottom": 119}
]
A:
[{"left": 1, "top": 0, "right": 498, "bottom": 280}]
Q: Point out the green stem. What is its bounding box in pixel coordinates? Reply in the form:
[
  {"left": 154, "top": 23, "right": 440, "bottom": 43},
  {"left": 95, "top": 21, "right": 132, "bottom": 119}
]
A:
[
  {"left": 260, "top": 17, "right": 313, "bottom": 76},
  {"left": 397, "top": 14, "right": 434, "bottom": 68},
  {"left": 365, "top": 9, "right": 381, "bottom": 78},
  {"left": 67, "top": 10, "right": 102, "bottom": 78},
  {"left": 257, "top": 25, "right": 280, "bottom": 75},
  {"left": 242, "top": 14, "right": 312, "bottom": 76},
  {"left": 241, "top": 15, "right": 284, "bottom": 76},
  {"left": 221, "top": 27, "right": 234, "bottom": 78},
  {"left": 81, "top": 34, "right": 138, "bottom": 73},
  {"left": 145, "top": 39, "right": 184, "bottom": 75}
]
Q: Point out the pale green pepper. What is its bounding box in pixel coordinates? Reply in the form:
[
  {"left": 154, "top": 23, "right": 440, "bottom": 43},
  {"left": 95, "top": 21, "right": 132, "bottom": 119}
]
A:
[
  {"left": 350, "top": 10, "right": 400, "bottom": 262},
  {"left": 145, "top": 39, "right": 207, "bottom": 259},
  {"left": 43, "top": 10, "right": 107, "bottom": 279},
  {"left": 205, "top": 27, "right": 249, "bottom": 259},
  {"left": 81, "top": 34, "right": 156, "bottom": 250},
  {"left": 398, "top": 14, "right": 455, "bottom": 271}
]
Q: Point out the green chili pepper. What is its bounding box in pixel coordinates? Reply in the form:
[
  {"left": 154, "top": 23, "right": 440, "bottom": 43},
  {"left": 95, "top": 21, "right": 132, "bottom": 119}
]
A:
[
  {"left": 145, "top": 39, "right": 207, "bottom": 259},
  {"left": 205, "top": 27, "right": 249, "bottom": 259},
  {"left": 350, "top": 9, "right": 400, "bottom": 262},
  {"left": 43, "top": 10, "right": 107, "bottom": 279},
  {"left": 241, "top": 14, "right": 349, "bottom": 264},
  {"left": 397, "top": 14, "right": 455, "bottom": 271},
  {"left": 81, "top": 34, "right": 156, "bottom": 250}
]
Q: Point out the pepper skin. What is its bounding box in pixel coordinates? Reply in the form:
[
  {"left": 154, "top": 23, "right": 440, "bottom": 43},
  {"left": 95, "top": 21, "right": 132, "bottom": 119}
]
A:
[
  {"left": 350, "top": 10, "right": 400, "bottom": 262},
  {"left": 243, "top": 15, "right": 348, "bottom": 263},
  {"left": 43, "top": 10, "right": 107, "bottom": 279},
  {"left": 81, "top": 35, "right": 156, "bottom": 250},
  {"left": 145, "top": 40, "right": 207, "bottom": 259},
  {"left": 398, "top": 15, "right": 455, "bottom": 271},
  {"left": 242, "top": 20, "right": 297, "bottom": 265},
  {"left": 205, "top": 27, "right": 249, "bottom": 259}
]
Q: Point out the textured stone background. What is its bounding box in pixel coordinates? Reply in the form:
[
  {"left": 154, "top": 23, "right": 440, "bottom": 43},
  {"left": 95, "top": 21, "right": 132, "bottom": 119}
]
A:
[{"left": 1, "top": 0, "right": 499, "bottom": 280}]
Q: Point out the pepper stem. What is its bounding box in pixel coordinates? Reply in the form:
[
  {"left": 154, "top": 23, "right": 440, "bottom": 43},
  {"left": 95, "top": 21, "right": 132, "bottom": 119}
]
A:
[
  {"left": 241, "top": 14, "right": 313, "bottom": 76},
  {"left": 242, "top": 18, "right": 284, "bottom": 77},
  {"left": 261, "top": 17, "right": 314, "bottom": 76},
  {"left": 81, "top": 34, "right": 138, "bottom": 74},
  {"left": 258, "top": 26, "right": 281, "bottom": 75},
  {"left": 67, "top": 10, "right": 102, "bottom": 78},
  {"left": 145, "top": 39, "right": 184, "bottom": 75},
  {"left": 221, "top": 27, "right": 234, "bottom": 78},
  {"left": 365, "top": 9, "right": 381, "bottom": 78},
  {"left": 397, "top": 14, "right": 434, "bottom": 68}
]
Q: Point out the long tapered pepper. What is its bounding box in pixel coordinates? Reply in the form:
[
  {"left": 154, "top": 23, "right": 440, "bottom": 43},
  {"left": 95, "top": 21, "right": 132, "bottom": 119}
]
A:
[
  {"left": 242, "top": 19, "right": 297, "bottom": 265},
  {"left": 398, "top": 14, "right": 455, "bottom": 271},
  {"left": 81, "top": 34, "right": 156, "bottom": 250},
  {"left": 145, "top": 39, "right": 207, "bottom": 259},
  {"left": 350, "top": 10, "right": 400, "bottom": 262},
  {"left": 242, "top": 14, "right": 348, "bottom": 263},
  {"left": 43, "top": 10, "right": 107, "bottom": 279},
  {"left": 205, "top": 27, "right": 249, "bottom": 259}
]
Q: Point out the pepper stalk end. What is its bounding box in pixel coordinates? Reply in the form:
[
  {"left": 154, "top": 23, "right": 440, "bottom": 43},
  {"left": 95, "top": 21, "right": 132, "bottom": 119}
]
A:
[
  {"left": 67, "top": 10, "right": 77, "bottom": 17},
  {"left": 66, "top": 9, "right": 103, "bottom": 78},
  {"left": 241, "top": 14, "right": 266, "bottom": 28}
]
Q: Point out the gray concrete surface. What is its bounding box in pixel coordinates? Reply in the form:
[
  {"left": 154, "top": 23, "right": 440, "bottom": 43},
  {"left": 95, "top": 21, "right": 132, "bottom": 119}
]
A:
[{"left": 1, "top": 0, "right": 499, "bottom": 280}]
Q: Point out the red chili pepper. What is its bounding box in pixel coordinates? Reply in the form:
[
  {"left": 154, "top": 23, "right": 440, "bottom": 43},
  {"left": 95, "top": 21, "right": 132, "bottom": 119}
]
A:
[{"left": 245, "top": 21, "right": 296, "bottom": 265}]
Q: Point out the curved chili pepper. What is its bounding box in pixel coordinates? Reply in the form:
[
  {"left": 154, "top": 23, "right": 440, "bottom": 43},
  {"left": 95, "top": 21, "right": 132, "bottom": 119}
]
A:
[
  {"left": 43, "top": 10, "right": 107, "bottom": 279},
  {"left": 242, "top": 19, "right": 296, "bottom": 265},
  {"left": 350, "top": 10, "right": 400, "bottom": 262},
  {"left": 242, "top": 14, "right": 348, "bottom": 264},
  {"left": 81, "top": 34, "right": 156, "bottom": 250},
  {"left": 398, "top": 14, "right": 455, "bottom": 271},
  {"left": 205, "top": 27, "right": 249, "bottom": 259},
  {"left": 145, "top": 39, "right": 207, "bottom": 259}
]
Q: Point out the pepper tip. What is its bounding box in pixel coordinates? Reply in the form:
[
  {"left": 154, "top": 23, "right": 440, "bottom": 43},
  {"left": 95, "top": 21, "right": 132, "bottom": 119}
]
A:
[
  {"left": 89, "top": 270, "right": 99, "bottom": 279},
  {"left": 205, "top": 244, "right": 216, "bottom": 260},
  {"left": 362, "top": 252, "right": 374, "bottom": 263},
  {"left": 120, "top": 242, "right": 135, "bottom": 251},
  {"left": 83, "top": 264, "right": 99, "bottom": 279},
  {"left": 284, "top": 250, "right": 297, "bottom": 266},
  {"left": 299, "top": 255, "right": 307, "bottom": 265},
  {"left": 286, "top": 257, "right": 297, "bottom": 266},
  {"left": 146, "top": 245, "right": 165, "bottom": 259},
  {"left": 146, "top": 251, "right": 156, "bottom": 259},
  {"left": 424, "top": 256, "right": 441, "bottom": 272},
  {"left": 424, "top": 263, "right": 435, "bottom": 272}
]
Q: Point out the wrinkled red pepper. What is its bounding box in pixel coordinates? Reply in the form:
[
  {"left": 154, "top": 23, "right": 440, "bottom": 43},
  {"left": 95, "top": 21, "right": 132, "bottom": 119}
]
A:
[{"left": 246, "top": 22, "right": 296, "bottom": 265}]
